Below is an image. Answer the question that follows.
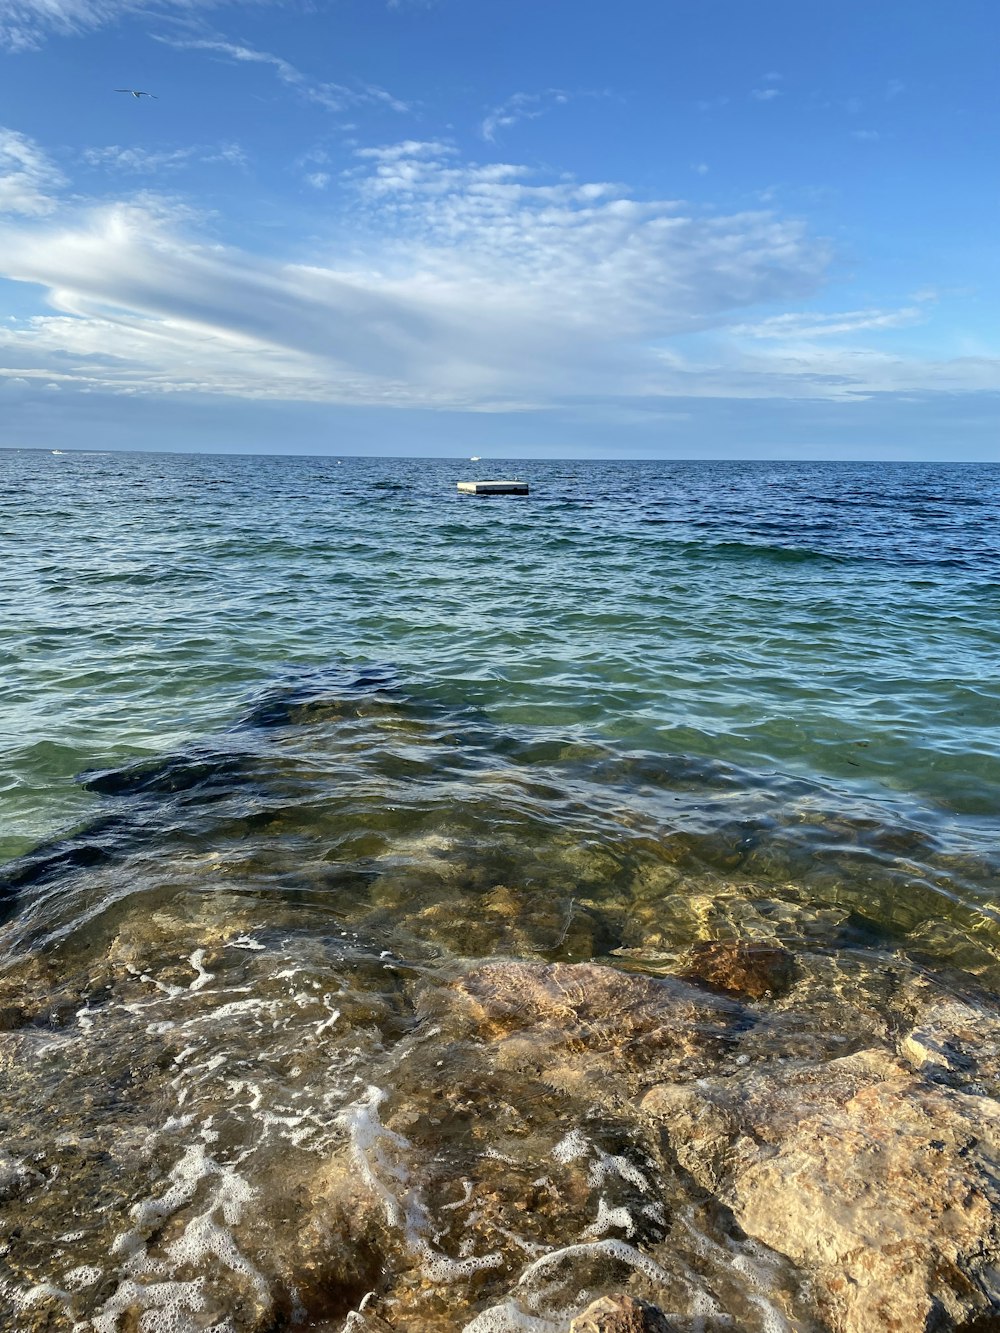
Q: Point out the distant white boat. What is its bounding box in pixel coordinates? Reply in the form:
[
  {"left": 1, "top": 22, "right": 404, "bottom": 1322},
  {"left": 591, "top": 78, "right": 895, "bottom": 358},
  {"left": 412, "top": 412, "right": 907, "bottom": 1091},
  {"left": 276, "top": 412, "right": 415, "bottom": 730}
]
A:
[
  {"left": 470, "top": 455, "right": 481, "bottom": 461},
  {"left": 51, "top": 450, "right": 64, "bottom": 455}
]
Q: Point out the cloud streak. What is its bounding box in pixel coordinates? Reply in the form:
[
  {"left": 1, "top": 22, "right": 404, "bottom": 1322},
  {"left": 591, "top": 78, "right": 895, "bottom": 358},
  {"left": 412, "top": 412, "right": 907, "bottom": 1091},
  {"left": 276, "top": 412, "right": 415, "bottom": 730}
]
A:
[
  {"left": 480, "top": 90, "right": 570, "bottom": 142},
  {"left": 0, "top": 0, "right": 220, "bottom": 50},
  {"left": 1, "top": 137, "right": 994, "bottom": 412},
  {"left": 158, "top": 35, "right": 410, "bottom": 113},
  {"left": 0, "top": 128, "right": 65, "bottom": 213},
  {"left": 82, "top": 141, "right": 247, "bottom": 173}
]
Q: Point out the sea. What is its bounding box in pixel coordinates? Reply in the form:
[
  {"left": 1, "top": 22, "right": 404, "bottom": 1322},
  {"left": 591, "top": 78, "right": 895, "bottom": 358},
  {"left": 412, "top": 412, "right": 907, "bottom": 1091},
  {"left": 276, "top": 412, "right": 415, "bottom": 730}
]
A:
[{"left": 1, "top": 449, "right": 999, "bottom": 1331}]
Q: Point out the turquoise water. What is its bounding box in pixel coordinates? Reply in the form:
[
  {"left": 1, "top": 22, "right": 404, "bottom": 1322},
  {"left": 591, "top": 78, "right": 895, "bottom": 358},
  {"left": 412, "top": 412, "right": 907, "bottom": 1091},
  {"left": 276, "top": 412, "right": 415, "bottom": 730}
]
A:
[
  {"left": 2, "top": 449, "right": 1000, "bottom": 1331},
  {"left": 4, "top": 450, "right": 999, "bottom": 860}
]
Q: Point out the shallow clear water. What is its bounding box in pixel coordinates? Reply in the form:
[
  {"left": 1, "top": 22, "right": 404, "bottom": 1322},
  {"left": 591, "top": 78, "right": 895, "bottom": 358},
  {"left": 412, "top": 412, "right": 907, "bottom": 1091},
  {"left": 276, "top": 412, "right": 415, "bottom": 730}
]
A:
[
  {"left": 1, "top": 450, "right": 999, "bottom": 1332},
  {"left": 5, "top": 451, "right": 1000, "bottom": 861}
]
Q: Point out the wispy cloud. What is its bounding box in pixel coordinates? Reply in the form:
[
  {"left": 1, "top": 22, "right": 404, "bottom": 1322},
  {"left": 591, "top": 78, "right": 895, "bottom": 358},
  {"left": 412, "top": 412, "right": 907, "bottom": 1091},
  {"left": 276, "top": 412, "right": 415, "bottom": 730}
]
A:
[
  {"left": 751, "top": 87, "right": 781, "bottom": 102},
  {"left": 2, "top": 138, "right": 990, "bottom": 412},
  {"left": 82, "top": 142, "right": 247, "bottom": 173},
  {"left": 480, "top": 89, "right": 570, "bottom": 142},
  {"left": 0, "top": 0, "right": 220, "bottom": 50},
  {"left": 729, "top": 307, "right": 921, "bottom": 340},
  {"left": 0, "top": 128, "right": 64, "bottom": 214},
  {"left": 354, "top": 139, "right": 454, "bottom": 162},
  {"left": 156, "top": 35, "right": 410, "bottom": 113},
  {"left": 0, "top": 141, "right": 831, "bottom": 408}
]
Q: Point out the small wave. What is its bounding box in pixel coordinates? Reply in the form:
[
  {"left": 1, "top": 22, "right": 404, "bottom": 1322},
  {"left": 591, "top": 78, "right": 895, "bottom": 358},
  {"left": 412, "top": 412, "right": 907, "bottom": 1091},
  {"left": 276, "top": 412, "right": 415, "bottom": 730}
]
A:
[{"left": 682, "top": 539, "right": 845, "bottom": 566}]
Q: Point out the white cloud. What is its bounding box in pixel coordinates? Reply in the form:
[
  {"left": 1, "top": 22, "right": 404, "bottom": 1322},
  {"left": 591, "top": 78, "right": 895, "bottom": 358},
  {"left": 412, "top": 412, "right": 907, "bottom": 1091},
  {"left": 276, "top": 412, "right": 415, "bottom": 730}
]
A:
[
  {"left": 670, "top": 342, "right": 1000, "bottom": 402},
  {"left": 0, "top": 144, "right": 828, "bottom": 406},
  {"left": 0, "top": 128, "right": 64, "bottom": 214},
  {"left": 355, "top": 139, "right": 454, "bottom": 162},
  {"left": 158, "top": 35, "right": 410, "bottom": 113},
  {"left": 0, "top": 0, "right": 220, "bottom": 50},
  {"left": 82, "top": 141, "right": 247, "bottom": 173},
  {"left": 1, "top": 139, "right": 993, "bottom": 411},
  {"left": 730, "top": 308, "right": 921, "bottom": 339},
  {"left": 751, "top": 87, "right": 781, "bottom": 102},
  {"left": 0, "top": 129, "right": 64, "bottom": 215},
  {"left": 480, "top": 89, "right": 569, "bottom": 142}
]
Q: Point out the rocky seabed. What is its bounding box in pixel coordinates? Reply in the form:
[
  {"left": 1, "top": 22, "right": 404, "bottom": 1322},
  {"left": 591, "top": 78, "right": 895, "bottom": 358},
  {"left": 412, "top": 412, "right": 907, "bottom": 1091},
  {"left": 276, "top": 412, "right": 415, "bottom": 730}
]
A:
[{"left": 1, "top": 915, "right": 999, "bottom": 1333}]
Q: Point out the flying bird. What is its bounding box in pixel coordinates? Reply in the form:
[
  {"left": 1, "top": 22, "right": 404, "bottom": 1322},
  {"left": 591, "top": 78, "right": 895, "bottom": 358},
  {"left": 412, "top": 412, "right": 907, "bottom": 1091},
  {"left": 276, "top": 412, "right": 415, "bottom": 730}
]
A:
[{"left": 115, "top": 89, "right": 157, "bottom": 99}]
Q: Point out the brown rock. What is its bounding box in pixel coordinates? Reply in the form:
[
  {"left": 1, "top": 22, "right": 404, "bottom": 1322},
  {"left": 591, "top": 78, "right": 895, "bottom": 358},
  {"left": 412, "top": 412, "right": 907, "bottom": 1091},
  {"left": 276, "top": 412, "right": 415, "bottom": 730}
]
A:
[
  {"left": 644, "top": 1047, "right": 1000, "bottom": 1333},
  {"left": 415, "top": 960, "right": 743, "bottom": 1102},
  {"left": 640, "top": 1082, "right": 741, "bottom": 1192},
  {"left": 679, "top": 939, "right": 795, "bottom": 999},
  {"left": 569, "top": 1294, "right": 675, "bottom": 1332},
  {"left": 432, "top": 960, "right": 739, "bottom": 1051},
  {"left": 899, "top": 995, "right": 1000, "bottom": 1096},
  {"left": 736, "top": 1077, "right": 1000, "bottom": 1330}
]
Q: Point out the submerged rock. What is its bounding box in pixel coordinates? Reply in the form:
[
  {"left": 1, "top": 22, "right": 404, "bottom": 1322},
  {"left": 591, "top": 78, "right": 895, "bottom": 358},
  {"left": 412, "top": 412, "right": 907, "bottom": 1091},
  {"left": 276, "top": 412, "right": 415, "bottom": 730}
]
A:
[
  {"left": 678, "top": 939, "right": 795, "bottom": 999},
  {"left": 898, "top": 990, "right": 1000, "bottom": 1097},
  {"left": 421, "top": 960, "right": 743, "bottom": 1100},
  {"left": 569, "top": 1294, "right": 675, "bottom": 1332}
]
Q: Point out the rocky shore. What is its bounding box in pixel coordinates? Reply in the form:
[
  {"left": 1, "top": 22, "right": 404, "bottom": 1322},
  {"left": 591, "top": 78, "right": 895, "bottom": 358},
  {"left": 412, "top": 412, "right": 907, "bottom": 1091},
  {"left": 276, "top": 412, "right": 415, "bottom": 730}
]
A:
[
  {"left": 2, "top": 916, "right": 999, "bottom": 1332},
  {"left": 1, "top": 682, "right": 999, "bottom": 1331}
]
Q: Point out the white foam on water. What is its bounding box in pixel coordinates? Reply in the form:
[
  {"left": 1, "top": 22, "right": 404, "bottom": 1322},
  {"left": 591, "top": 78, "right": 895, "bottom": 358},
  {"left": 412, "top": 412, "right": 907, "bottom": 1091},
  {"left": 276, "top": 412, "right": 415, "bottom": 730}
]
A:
[
  {"left": 677, "top": 1210, "right": 789, "bottom": 1329},
  {"left": 587, "top": 1146, "right": 650, "bottom": 1193},
  {"left": 92, "top": 1276, "right": 208, "bottom": 1333},
  {"left": 491, "top": 1225, "right": 547, "bottom": 1258},
  {"left": 441, "top": 1180, "right": 475, "bottom": 1211},
  {"left": 514, "top": 1238, "right": 672, "bottom": 1290},
  {"left": 580, "top": 1198, "right": 636, "bottom": 1240},
  {"left": 481, "top": 1147, "right": 517, "bottom": 1165},
  {"left": 182, "top": 997, "right": 279, "bottom": 1027},
  {"left": 316, "top": 1005, "right": 341, "bottom": 1036},
  {"left": 62, "top": 1266, "right": 102, "bottom": 1291},
  {"left": 337, "top": 1086, "right": 414, "bottom": 1232},
  {"left": 17, "top": 1281, "right": 70, "bottom": 1307},
  {"left": 550, "top": 1128, "right": 588, "bottom": 1164},
  {"left": 339, "top": 1086, "right": 503, "bottom": 1283},
  {"left": 462, "top": 1299, "right": 564, "bottom": 1332},
  {"left": 227, "top": 937, "right": 266, "bottom": 951},
  {"left": 551, "top": 1128, "right": 650, "bottom": 1195},
  {"left": 137, "top": 970, "right": 186, "bottom": 1000},
  {"left": 187, "top": 950, "right": 214, "bottom": 992},
  {"left": 101, "top": 1136, "right": 267, "bottom": 1328}
]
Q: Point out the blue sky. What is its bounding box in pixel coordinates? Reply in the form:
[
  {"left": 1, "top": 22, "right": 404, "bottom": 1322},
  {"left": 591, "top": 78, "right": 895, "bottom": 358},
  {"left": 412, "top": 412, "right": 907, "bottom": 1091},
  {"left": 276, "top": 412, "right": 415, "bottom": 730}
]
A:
[{"left": 1, "top": 0, "right": 998, "bottom": 458}]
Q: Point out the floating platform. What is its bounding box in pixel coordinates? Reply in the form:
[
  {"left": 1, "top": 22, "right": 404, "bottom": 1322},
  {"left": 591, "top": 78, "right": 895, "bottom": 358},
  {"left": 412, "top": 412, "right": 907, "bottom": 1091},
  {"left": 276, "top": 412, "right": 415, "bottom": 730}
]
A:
[{"left": 457, "top": 480, "right": 529, "bottom": 495}]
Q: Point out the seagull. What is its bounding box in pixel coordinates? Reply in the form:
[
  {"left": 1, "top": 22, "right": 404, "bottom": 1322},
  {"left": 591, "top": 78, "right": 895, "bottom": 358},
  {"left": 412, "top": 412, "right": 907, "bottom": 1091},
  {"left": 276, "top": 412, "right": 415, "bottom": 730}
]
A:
[{"left": 115, "top": 89, "right": 157, "bottom": 99}]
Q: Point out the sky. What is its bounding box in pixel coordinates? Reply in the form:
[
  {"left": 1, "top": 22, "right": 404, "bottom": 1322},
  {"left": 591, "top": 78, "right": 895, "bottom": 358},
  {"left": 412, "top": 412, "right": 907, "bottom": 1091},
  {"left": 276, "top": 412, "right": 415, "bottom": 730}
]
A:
[{"left": 1, "top": 0, "right": 998, "bottom": 458}]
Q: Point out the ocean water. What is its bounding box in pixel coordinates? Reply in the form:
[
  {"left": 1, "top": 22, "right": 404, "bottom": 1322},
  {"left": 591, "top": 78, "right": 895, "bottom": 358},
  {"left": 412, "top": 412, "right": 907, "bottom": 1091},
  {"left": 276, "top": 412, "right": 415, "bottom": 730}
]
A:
[{"left": 1, "top": 449, "right": 1000, "bottom": 1331}]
